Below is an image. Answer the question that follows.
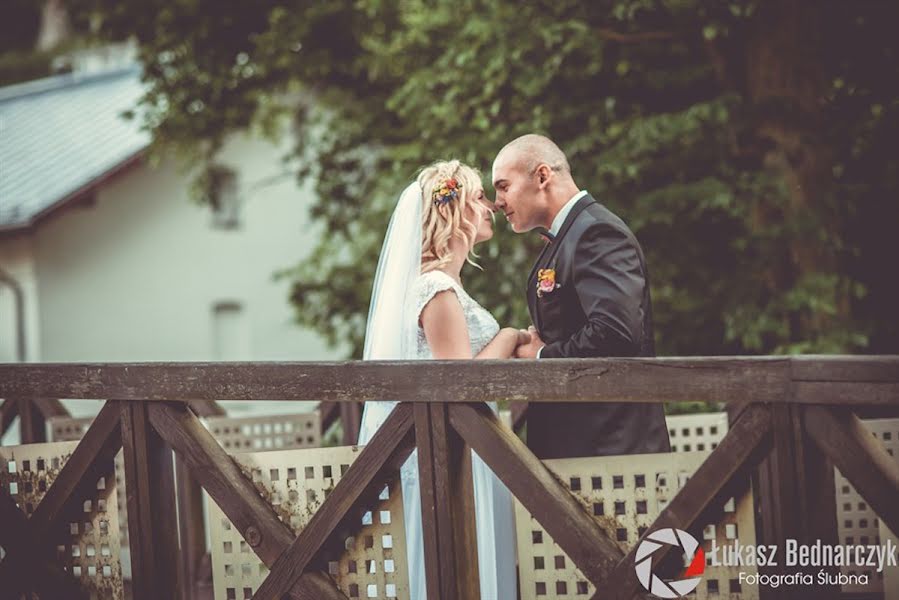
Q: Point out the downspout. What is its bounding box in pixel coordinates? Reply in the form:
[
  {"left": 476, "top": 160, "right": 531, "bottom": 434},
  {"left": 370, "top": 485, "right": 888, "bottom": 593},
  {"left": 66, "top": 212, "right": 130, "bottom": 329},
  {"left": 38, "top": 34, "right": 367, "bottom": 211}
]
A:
[{"left": 0, "top": 267, "right": 26, "bottom": 362}]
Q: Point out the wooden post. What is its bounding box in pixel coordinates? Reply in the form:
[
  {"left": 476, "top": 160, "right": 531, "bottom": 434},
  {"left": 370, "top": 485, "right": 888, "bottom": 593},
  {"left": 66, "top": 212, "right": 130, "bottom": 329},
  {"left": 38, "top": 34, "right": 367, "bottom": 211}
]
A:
[
  {"left": 147, "top": 402, "right": 351, "bottom": 600},
  {"left": 121, "top": 401, "right": 181, "bottom": 600},
  {"left": 17, "top": 398, "right": 46, "bottom": 443},
  {"left": 752, "top": 404, "right": 839, "bottom": 600},
  {"left": 178, "top": 400, "right": 224, "bottom": 599},
  {"left": 340, "top": 401, "right": 362, "bottom": 445},
  {"left": 416, "top": 402, "right": 481, "bottom": 600},
  {"left": 176, "top": 458, "right": 208, "bottom": 600},
  {"left": 0, "top": 398, "right": 19, "bottom": 439}
]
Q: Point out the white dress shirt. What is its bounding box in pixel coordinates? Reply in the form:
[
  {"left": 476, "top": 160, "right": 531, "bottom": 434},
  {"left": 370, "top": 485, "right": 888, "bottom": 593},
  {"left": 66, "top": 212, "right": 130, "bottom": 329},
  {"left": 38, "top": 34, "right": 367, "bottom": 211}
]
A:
[{"left": 536, "top": 190, "right": 588, "bottom": 358}]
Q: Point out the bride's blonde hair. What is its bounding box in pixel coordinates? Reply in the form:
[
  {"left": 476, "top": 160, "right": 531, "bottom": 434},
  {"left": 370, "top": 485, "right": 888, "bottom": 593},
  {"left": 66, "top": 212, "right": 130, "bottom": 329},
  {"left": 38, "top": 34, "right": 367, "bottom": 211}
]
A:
[{"left": 417, "top": 159, "right": 485, "bottom": 274}]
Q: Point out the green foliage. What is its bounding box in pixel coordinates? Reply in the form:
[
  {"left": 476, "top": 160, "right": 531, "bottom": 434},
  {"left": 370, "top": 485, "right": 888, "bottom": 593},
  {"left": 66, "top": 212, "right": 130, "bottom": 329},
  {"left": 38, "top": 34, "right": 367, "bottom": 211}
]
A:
[{"left": 67, "top": 0, "right": 899, "bottom": 357}]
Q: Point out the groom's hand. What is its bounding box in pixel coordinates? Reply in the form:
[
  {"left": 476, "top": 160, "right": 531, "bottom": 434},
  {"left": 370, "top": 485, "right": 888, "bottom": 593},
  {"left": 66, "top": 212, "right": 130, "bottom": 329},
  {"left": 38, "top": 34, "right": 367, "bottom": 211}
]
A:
[{"left": 515, "top": 326, "right": 545, "bottom": 359}]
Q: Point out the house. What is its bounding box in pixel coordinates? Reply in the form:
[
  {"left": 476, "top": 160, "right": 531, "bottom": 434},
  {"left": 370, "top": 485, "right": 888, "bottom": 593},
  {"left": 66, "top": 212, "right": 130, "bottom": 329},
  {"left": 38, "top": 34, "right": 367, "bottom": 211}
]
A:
[{"left": 0, "top": 64, "right": 342, "bottom": 442}]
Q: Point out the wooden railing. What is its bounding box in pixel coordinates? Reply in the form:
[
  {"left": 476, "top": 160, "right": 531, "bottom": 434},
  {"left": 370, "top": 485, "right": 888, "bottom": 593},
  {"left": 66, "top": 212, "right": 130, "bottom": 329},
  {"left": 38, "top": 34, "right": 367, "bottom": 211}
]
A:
[{"left": 1, "top": 356, "right": 898, "bottom": 600}]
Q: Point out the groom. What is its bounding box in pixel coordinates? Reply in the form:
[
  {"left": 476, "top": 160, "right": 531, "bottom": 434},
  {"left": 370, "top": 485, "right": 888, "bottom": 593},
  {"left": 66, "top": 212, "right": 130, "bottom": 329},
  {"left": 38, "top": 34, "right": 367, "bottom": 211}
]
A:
[{"left": 493, "top": 134, "right": 670, "bottom": 459}]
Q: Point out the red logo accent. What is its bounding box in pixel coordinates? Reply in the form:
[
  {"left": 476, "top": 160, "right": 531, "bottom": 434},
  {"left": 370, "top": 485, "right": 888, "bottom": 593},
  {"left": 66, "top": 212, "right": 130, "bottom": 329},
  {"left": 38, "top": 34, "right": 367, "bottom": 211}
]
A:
[{"left": 682, "top": 547, "right": 706, "bottom": 578}]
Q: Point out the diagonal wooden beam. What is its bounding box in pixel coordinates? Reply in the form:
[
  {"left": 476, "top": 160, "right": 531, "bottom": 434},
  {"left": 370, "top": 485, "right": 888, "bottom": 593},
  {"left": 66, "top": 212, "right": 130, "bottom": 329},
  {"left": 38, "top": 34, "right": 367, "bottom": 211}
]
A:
[
  {"left": 33, "top": 398, "right": 70, "bottom": 420},
  {"left": 0, "top": 402, "right": 121, "bottom": 597},
  {"left": 447, "top": 402, "right": 623, "bottom": 586},
  {"left": 0, "top": 493, "right": 88, "bottom": 600},
  {"left": 0, "top": 494, "right": 88, "bottom": 600},
  {"left": 186, "top": 399, "right": 226, "bottom": 418},
  {"left": 249, "top": 402, "right": 416, "bottom": 600},
  {"left": 597, "top": 403, "right": 773, "bottom": 600},
  {"left": 804, "top": 405, "right": 899, "bottom": 537},
  {"left": 0, "top": 405, "right": 121, "bottom": 592},
  {"left": 146, "top": 401, "right": 355, "bottom": 600},
  {"left": 0, "top": 398, "right": 18, "bottom": 438},
  {"left": 25, "top": 401, "right": 122, "bottom": 539}
]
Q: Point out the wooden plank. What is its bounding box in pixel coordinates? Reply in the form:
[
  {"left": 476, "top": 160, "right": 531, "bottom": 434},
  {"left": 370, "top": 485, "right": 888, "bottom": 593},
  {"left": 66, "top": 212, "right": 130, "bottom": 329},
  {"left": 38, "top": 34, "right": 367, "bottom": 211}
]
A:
[
  {"left": 793, "top": 405, "right": 839, "bottom": 597},
  {"left": 176, "top": 457, "right": 207, "bottom": 600},
  {"left": 793, "top": 381, "right": 899, "bottom": 406},
  {"left": 0, "top": 493, "right": 88, "bottom": 599},
  {"left": 339, "top": 401, "right": 361, "bottom": 445},
  {"left": 250, "top": 402, "right": 416, "bottom": 600},
  {"left": 0, "top": 398, "right": 17, "bottom": 438},
  {"left": 432, "top": 403, "right": 480, "bottom": 600},
  {"left": 146, "top": 402, "right": 350, "bottom": 600},
  {"left": 510, "top": 401, "right": 527, "bottom": 432},
  {"left": 790, "top": 355, "right": 899, "bottom": 382},
  {"left": 0, "top": 357, "right": 792, "bottom": 404},
  {"left": 753, "top": 405, "right": 837, "bottom": 600},
  {"left": 121, "top": 401, "right": 181, "bottom": 600},
  {"left": 0, "top": 401, "right": 121, "bottom": 596},
  {"left": 804, "top": 405, "right": 899, "bottom": 538},
  {"left": 319, "top": 401, "right": 340, "bottom": 434},
  {"left": 17, "top": 398, "right": 46, "bottom": 443},
  {"left": 186, "top": 399, "right": 226, "bottom": 418},
  {"left": 448, "top": 402, "right": 623, "bottom": 586},
  {"left": 22, "top": 401, "right": 121, "bottom": 539},
  {"left": 598, "top": 403, "right": 773, "bottom": 600},
  {"left": 413, "top": 403, "right": 442, "bottom": 600},
  {"left": 33, "top": 398, "right": 70, "bottom": 419}
]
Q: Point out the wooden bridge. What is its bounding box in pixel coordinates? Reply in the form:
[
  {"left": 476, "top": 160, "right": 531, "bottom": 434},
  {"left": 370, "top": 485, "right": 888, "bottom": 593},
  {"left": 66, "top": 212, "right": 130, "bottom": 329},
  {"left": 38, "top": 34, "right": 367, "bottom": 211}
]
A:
[{"left": 1, "top": 355, "right": 898, "bottom": 600}]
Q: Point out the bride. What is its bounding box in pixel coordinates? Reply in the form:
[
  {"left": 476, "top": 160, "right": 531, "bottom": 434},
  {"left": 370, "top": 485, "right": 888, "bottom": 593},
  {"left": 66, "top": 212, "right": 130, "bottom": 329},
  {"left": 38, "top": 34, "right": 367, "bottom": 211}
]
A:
[{"left": 357, "top": 159, "right": 525, "bottom": 599}]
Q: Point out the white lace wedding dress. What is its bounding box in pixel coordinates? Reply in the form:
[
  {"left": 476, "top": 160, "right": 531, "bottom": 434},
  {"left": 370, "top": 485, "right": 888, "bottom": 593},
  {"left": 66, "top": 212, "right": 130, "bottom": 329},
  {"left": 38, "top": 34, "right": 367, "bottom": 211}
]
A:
[{"left": 358, "top": 270, "right": 518, "bottom": 600}]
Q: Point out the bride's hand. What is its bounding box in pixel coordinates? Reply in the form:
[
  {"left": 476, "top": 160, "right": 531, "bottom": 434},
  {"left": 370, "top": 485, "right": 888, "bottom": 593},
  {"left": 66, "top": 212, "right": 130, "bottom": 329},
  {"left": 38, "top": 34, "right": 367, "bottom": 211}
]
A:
[
  {"left": 516, "top": 328, "right": 533, "bottom": 346},
  {"left": 498, "top": 327, "right": 529, "bottom": 346}
]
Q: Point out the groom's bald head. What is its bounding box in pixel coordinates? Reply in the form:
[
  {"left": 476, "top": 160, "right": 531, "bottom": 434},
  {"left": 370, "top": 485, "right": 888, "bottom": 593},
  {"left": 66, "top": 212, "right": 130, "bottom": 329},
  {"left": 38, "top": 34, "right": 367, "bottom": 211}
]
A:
[
  {"left": 494, "top": 134, "right": 571, "bottom": 176},
  {"left": 492, "top": 134, "right": 579, "bottom": 233}
]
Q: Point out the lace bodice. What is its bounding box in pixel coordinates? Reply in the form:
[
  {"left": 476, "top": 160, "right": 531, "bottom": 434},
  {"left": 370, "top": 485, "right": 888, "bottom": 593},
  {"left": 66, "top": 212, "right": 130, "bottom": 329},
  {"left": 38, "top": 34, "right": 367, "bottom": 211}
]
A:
[{"left": 413, "top": 270, "right": 500, "bottom": 358}]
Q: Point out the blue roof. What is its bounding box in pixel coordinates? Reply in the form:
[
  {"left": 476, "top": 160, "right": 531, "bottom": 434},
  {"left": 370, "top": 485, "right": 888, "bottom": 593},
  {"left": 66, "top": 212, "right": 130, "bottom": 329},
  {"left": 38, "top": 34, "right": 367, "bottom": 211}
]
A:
[{"left": 0, "top": 66, "right": 150, "bottom": 230}]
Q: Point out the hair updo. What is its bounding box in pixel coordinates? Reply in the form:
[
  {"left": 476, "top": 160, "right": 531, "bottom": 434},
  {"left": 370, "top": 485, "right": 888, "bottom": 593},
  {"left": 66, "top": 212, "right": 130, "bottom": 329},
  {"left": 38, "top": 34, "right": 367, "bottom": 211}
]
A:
[{"left": 416, "top": 159, "right": 484, "bottom": 274}]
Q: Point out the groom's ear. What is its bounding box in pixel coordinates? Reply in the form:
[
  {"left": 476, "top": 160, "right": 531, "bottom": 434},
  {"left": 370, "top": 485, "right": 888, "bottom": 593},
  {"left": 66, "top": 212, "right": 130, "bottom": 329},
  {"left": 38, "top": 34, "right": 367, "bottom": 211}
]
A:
[{"left": 536, "top": 164, "right": 551, "bottom": 187}]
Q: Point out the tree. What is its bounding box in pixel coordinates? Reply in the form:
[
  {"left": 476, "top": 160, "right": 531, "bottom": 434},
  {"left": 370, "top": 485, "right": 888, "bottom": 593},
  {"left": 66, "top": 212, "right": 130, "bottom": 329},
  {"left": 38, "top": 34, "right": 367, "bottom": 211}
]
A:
[{"left": 67, "top": 0, "right": 899, "bottom": 357}]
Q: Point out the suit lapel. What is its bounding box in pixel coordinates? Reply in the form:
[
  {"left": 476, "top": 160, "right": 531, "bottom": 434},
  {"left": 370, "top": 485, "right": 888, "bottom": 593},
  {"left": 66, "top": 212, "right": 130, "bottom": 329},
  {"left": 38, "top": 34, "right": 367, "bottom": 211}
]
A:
[
  {"left": 527, "top": 240, "right": 551, "bottom": 331},
  {"left": 526, "top": 194, "right": 597, "bottom": 335},
  {"left": 540, "top": 194, "right": 596, "bottom": 270}
]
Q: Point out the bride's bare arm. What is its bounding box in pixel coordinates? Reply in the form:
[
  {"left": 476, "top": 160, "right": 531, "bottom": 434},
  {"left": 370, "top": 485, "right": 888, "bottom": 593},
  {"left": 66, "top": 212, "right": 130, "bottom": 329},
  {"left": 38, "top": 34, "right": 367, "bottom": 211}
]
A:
[
  {"left": 475, "top": 327, "right": 531, "bottom": 359},
  {"left": 421, "top": 290, "right": 529, "bottom": 359},
  {"left": 420, "top": 290, "right": 475, "bottom": 359}
]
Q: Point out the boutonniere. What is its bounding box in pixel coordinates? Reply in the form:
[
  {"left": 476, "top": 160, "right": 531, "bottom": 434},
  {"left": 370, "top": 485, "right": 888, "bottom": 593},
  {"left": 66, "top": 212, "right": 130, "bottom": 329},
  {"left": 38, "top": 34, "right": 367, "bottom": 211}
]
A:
[{"left": 536, "top": 268, "right": 561, "bottom": 298}]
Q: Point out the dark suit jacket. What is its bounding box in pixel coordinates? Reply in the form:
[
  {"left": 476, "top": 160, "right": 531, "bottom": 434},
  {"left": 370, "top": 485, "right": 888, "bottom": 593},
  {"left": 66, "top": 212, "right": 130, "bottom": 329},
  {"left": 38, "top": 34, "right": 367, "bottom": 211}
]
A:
[{"left": 526, "top": 194, "right": 671, "bottom": 458}]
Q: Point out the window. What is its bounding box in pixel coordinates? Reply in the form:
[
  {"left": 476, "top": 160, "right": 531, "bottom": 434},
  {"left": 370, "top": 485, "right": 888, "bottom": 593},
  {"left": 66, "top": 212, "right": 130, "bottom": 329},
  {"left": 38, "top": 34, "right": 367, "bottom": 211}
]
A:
[
  {"left": 212, "top": 301, "right": 249, "bottom": 360},
  {"left": 205, "top": 164, "right": 242, "bottom": 229}
]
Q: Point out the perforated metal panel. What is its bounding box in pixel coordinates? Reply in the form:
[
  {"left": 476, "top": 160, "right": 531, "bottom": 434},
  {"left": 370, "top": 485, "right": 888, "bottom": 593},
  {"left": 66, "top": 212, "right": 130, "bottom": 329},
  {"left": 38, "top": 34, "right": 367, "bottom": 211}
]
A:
[
  {"left": 666, "top": 412, "right": 728, "bottom": 453},
  {"left": 0, "top": 440, "right": 125, "bottom": 600},
  {"left": 49, "top": 416, "right": 130, "bottom": 553},
  {"left": 208, "top": 445, "right": 409, "bottom": 599},
  {"left": 514, "top": 450, "right": 758, "bottom": 600},
  {"left": 834, "top": 418, "right": 899, "bottom": 595},
  {"left": 667, "top": 412, "right": 899, "bottom": 597},
  {"left": 204, "top": 412, "right": 321, "bottom": 451}
]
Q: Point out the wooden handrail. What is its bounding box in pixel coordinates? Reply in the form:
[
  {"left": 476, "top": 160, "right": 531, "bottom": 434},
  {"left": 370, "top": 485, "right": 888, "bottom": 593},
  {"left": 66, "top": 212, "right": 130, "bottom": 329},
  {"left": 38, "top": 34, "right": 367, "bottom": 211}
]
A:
[
  {"left": 1, "top": 356, "right": 897, "bottom": 404},
  {"left": 0, "top": 355, "right": 897, "bottom": 600}
]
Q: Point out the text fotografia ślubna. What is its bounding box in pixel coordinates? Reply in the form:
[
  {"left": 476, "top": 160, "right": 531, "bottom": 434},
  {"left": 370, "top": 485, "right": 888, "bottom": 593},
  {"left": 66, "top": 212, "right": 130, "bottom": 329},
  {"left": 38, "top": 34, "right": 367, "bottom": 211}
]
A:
[{"left": 707, "top": 538, "right": 898, "bottom": 573}]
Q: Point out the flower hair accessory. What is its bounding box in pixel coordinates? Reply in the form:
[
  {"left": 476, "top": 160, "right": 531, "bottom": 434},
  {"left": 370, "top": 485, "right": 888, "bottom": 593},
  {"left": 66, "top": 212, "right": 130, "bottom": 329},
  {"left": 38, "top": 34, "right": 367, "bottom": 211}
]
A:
[{"left": 432, "top": 177, "right": 462, "bottom": 206}]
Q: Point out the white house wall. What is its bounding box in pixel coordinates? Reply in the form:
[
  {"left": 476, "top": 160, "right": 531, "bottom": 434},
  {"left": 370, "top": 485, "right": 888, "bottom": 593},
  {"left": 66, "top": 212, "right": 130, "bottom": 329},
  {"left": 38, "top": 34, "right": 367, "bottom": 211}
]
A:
[
  {"left": 0, "top": 234, "right": 43, "bottom": 363},
  {"left": 11, "top": 130, "right": 342, "bottom": 418}
]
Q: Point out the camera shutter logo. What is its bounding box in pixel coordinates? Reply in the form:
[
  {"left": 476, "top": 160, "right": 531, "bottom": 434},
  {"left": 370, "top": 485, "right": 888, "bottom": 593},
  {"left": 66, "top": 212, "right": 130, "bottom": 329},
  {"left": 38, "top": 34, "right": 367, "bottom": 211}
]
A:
[{"left": 634, "top": 528, "right": 705, "bottom": 598}]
